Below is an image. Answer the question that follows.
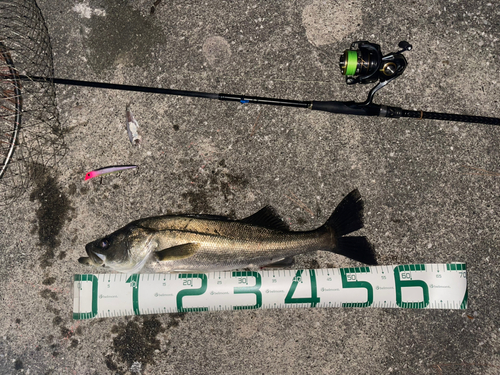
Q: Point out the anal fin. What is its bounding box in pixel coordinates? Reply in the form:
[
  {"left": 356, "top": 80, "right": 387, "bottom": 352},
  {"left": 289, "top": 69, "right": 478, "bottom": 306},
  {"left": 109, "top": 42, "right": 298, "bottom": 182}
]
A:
[
  {"left": 262, "top": 256, "right": 295, "bottom": 268},
  {"left": 155, "top": 243, "right": 200, "bottom": 261}
]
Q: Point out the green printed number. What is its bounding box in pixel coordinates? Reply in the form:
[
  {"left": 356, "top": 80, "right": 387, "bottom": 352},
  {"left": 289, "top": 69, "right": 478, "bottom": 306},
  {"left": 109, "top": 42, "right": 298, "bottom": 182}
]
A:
[
  {"left": 176, "top": 274, "right": 208, "bottom": 312},
  {"left": 232, "top": 271, "right": 262, "bottom": 310},
  {"left": 73, "top": 275, "right": 99, "bottom": 320},
  {"left": 285, "top": 270, "right": 320, "bottom": 307},
  {"left": 340, "top": 268, "right": 373, "bottom": 307},
  {"left": 394, "top": 265, "right": 429, "bottom": 308},
  {"left": 126, "top": 274, "right": 141, "bottom": 315}
]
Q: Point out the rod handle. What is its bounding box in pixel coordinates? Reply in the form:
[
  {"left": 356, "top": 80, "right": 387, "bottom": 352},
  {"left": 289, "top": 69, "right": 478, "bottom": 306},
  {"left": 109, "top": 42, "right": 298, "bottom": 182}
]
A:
[{"left": 311, "top": 101, "right": 381, "bottom": 116}]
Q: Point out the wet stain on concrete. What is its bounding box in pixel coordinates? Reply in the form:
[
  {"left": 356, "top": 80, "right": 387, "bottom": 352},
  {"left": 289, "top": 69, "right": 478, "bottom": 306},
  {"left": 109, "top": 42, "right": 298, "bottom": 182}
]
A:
[
  {"left": 86, "top": 1, "right": 166, "bottom": 73},
  {"left": 181, "top": 190, "right": 214, "bottom": 213},
  {"left": 67, "top": 183, "right": 77, "bottom": 196},
  {"left": 40, "top": 289, "right": 59, "bottom": 301},
  {"left": 217, "top": 171, "right": 250, "bottom": 201},
  {"left": 29, "top": 163, "right": 73, "bottom": 268},
  {"left": 60, "top": 326, "right": 74, "bottom": 340},
  {"left": 45, "top": 305, "right": 60, "bottom": 315},
  {"left": 104, "top": 354, "right": 120, "bottom": 372},
  {"left": 182, "top": 164, "right": 249, "bottom": 212},
  {"left": 307, "top": 259, "right": 321, "bottom": 269},
  {"left": 50, "top": 343, "right": 60, "bottom": 357},
  {"left": 104, "top": 314, "right": 185, "bottom": 373},
  {"left": 14, "top": 359, "right": 23, "bottom": 370},
  {"left": 109, "top": 316, "right": 165, "bottom": 370},
  {"left": 165, "top": 312, "right": 186, "bottom": 329},
  {"left": 42, "top": 277, "right": 56, "bottom": 286},
  {"left": 296, "top": 217, "right": 308, "bottom": 226}
]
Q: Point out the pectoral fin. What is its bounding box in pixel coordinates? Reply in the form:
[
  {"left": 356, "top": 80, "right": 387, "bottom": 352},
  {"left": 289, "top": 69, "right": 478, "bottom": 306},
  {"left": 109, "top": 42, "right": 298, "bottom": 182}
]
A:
[{"left": 155, "top": 243, "right": 200, "bottom": 261}]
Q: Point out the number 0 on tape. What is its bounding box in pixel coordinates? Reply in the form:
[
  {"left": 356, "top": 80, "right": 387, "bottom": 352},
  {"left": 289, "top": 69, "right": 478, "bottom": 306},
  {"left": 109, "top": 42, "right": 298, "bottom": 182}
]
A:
[{"left": 73, "top": 263, "right": 467, "bottom": 319}]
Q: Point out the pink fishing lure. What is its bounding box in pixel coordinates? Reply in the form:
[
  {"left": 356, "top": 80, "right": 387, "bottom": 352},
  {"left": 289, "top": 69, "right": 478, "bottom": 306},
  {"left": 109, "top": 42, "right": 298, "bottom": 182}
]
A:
[{"left": 85, "top": 165, "right": 137, "bottom": 181}]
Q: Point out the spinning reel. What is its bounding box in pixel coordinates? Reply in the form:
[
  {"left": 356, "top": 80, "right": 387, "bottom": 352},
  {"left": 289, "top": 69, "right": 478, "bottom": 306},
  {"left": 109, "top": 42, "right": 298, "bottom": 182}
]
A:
[{"left": 339, "top": 41, "right": 413, "bottom": 105}]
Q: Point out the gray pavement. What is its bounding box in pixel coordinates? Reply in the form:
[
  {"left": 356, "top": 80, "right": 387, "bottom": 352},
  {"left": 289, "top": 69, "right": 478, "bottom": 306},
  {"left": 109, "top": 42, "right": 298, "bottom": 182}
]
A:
[{"left": 1, "top": 0, "right": 499, "bottom": 374}]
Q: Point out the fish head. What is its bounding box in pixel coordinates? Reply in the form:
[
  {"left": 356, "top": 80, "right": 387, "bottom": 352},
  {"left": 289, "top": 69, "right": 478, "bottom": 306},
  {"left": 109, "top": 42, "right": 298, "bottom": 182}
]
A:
[{"left": 79, "top": 224, "right": 156, "bottom": 273}]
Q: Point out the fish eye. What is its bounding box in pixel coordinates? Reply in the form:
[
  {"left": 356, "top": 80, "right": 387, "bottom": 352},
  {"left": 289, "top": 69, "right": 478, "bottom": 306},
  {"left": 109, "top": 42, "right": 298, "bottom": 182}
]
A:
[{"left": 99, "top": 238, "right": 111, "bottom": 249}]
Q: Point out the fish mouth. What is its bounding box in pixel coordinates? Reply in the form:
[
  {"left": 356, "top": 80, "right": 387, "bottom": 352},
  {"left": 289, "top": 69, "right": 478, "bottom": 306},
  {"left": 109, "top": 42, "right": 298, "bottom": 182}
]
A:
[
  {"left": 80, "top": 243, "right": 105, "bottom": 266},
  {"left": 78, "top": 256, "right": 94, "bottom": 266}
]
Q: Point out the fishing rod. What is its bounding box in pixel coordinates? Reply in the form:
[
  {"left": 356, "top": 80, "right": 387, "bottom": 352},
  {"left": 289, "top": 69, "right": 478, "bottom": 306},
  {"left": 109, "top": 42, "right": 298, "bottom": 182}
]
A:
[{"left": 18, "top": 41, "right": 500, "bottom": 125}]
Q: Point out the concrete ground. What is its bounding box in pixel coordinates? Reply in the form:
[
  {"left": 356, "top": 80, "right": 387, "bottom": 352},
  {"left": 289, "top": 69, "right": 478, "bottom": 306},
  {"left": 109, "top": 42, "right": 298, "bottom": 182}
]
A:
[{"left": 1, "top": 0, "right": 499, "bottom": 373}]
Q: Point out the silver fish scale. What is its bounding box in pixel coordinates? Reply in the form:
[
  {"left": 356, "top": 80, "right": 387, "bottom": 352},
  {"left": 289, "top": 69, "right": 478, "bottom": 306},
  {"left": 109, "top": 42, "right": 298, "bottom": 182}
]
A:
[{"left": 145, "top": 220, "right": 331, "bottom": 272}]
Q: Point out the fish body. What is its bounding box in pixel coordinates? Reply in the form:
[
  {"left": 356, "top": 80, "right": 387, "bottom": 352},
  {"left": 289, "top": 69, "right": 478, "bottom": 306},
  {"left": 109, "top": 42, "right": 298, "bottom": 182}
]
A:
[
  {"left": 79, "top": 189, "right": 377, "bottom": 273},
  {"left": 126, "top": 105, "right": 141, "bottom": 146}
]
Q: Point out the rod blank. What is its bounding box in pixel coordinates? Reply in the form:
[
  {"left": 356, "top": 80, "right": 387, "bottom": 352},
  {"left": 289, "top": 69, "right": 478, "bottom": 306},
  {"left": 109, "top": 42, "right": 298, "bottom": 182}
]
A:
[{"left": 17, "top": 75, "right": 500, "bottom": 126}]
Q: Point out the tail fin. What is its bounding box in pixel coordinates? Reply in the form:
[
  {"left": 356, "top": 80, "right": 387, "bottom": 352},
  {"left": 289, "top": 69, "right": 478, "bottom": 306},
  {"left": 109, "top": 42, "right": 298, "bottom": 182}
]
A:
[
  {"left": 336, "top": 236, "right": 377, "bottom": 265},
  {"left": 326, "top": 189, "right": 365, "bottom": 236},
  {"left": 322, "top": 189, "right": 377, "bottom": 265}
]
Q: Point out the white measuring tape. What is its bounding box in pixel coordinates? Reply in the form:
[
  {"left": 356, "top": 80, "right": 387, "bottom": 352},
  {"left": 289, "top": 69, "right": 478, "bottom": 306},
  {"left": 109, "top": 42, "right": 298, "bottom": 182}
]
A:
[{"left": 73, "top": 263, "right": 467, "bottom": 319}]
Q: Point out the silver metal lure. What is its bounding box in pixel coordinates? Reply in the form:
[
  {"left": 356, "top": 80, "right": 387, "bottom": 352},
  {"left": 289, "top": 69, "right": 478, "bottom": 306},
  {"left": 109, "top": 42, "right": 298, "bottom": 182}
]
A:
[{"left": 126, "top": 104, "right": 141, "bottom": 146}]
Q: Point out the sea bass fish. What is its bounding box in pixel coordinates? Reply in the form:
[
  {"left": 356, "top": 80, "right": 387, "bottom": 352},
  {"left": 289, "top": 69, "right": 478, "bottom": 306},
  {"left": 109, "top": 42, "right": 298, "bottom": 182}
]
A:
[{"left": 79, "top": 189, "right": 376, "bottom": 273}]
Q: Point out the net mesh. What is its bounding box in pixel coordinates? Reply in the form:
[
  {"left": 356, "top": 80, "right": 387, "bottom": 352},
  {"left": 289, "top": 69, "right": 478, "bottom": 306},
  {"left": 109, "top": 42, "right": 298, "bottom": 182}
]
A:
[{"left": 0, "top": 0, "right": 64, "bottom": 207}]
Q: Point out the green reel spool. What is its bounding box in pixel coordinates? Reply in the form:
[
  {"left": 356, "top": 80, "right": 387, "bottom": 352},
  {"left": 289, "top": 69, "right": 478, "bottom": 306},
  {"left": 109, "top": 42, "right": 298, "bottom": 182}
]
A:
[{"left": 340, "top": 50, "right": 358, "bottom": 76}]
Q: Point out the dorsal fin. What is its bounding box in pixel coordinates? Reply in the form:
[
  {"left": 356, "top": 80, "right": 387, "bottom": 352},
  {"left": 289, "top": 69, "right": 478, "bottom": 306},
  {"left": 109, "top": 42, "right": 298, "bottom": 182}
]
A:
[{"left": 239, "top": 206, "right": 290, "bottom": 231}]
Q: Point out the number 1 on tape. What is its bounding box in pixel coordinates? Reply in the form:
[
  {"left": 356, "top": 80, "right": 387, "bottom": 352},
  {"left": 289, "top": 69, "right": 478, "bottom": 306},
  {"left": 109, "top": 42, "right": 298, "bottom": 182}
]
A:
[{"left": 73, "top": 263, "right": 468, "bottom": 320}]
